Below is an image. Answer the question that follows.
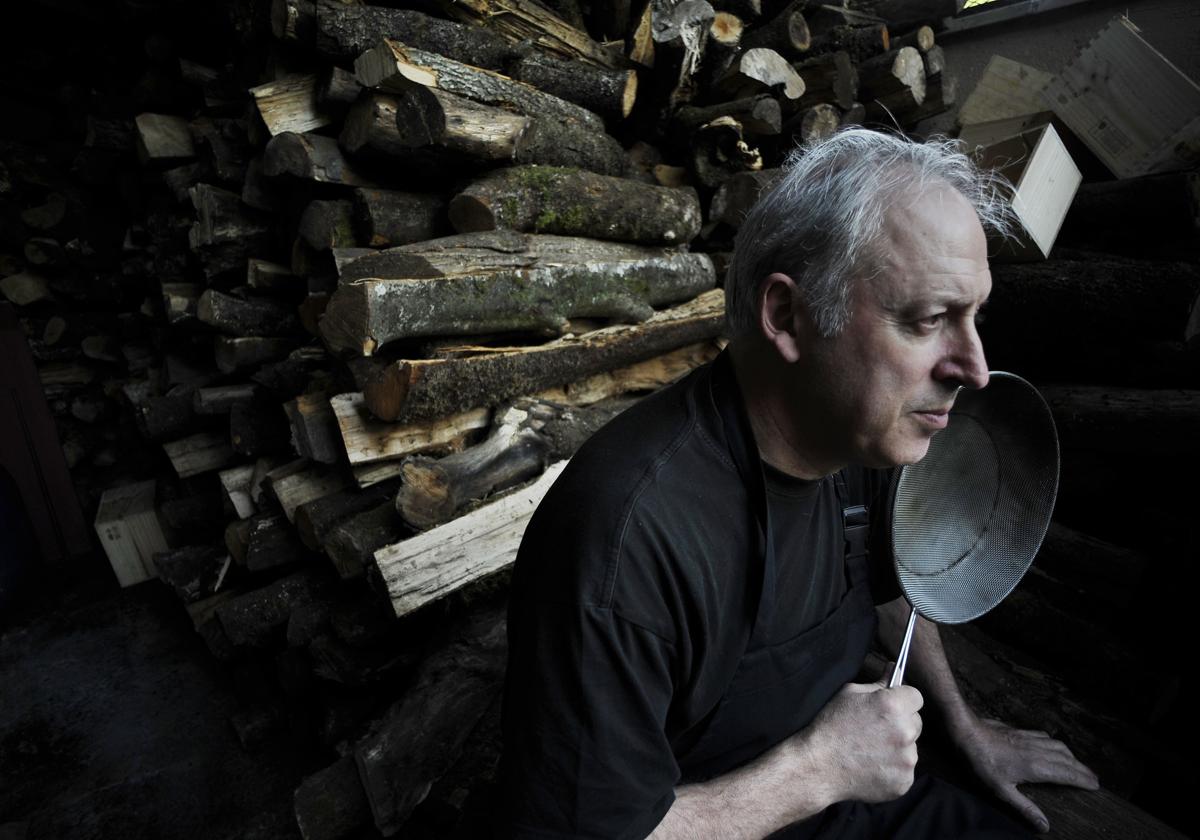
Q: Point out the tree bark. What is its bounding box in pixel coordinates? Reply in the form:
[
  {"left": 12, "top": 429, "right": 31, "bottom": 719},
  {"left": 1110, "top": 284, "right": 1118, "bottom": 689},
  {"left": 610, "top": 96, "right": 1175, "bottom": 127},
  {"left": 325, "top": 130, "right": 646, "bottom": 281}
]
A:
[
  {"left": 294, "top": 479, "right": 400, "bottom": 553},
  {"left": 508, "top": 50, "right": 638, "bottom": 119},
  {"left": 808, "top": 23, "right": 889, "bottom": 62},
  {"left": 708, "top": 167, "right": 783, "bottom": 228},
  {"left": 298, "top": 199, "right": 357, "bottom": 251},
  {"left": 448, "top": 165, "right": 702, "bottom": 245},
  {"left": 320, "top": 232, "right": 716, "bottom": 355},
  {"left": 857, "top": 46, "right": 925, "bottom": 106},
  {"left": 740, "top": 0, "right": 810, "bottom": 56},
  {"left": 323, "top": 500, "right": 407, "bottom": 579},
  {"left": 794, "top": 50, "right": 858, "bottom": 109},
  {"left": 353, "top": 188, "right": 447, "bottom": 248},
  {"left": 214, "top": 336, "right": 299, "bottom": 374},
  {"left": 363, "top": 288, "right": 723, "bottom": 422},
  {"left": 215, "top": 568, "right": 325, "bottom": 647},
  {"left": 197, "top": 289, "right": 302, "bottom": 337},
  {"left": 263, "top": 131, "right": 380, "bottom": 188},
  {"left": 672, "top": 95, "right": 782, "bottom": 137},
  {"left": 284, "top": 392, "right": 343, "bottom": 465}
]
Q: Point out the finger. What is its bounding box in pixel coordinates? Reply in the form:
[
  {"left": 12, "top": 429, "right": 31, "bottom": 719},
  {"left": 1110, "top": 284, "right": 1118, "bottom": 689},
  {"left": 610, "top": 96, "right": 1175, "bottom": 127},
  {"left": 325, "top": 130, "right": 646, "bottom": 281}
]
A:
[
  {"left": 993, "top": 783, "right": 1050, "bottom": 834},
  {"left": 1026, "top": 756, "right": 1100, "bottom": 790},
  {"left": 876, "top": 661, "right": 897, "bottom": 688}
]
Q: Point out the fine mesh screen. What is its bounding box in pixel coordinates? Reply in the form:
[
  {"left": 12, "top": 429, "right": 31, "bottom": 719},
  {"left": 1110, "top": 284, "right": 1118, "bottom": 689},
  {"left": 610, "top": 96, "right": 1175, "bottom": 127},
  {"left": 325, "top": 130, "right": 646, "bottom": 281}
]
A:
[{"left": 892, "top": 373, "right": 1059, "bottom": 624}]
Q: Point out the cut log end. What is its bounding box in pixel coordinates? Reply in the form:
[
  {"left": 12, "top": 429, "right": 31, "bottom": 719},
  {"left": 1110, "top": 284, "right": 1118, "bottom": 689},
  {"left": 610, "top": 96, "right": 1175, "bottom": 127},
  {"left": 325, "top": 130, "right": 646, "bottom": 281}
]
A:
[
  {"left": 446, "top": 194, "right": 495, "bottom": 233},
  {"left": 622, "top": 72, "right": 638, "bottom": 119},
  {"left": 396, "top": 459, "right": 454, "bottom": 530},
  {"left": 363, "top": 363, "right": 415, "bottom": 424}
]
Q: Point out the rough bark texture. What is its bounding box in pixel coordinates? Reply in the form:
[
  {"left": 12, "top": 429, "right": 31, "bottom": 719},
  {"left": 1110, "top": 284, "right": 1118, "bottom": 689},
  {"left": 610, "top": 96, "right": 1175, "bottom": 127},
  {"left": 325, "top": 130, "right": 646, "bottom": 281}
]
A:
[
  {"left": 264, "top": 131, "right": 379, "bottom": 187},
  {"left": 197, "top": 289, "right": 302, "bottom": 337},
  {"left": 312, "top": 1, "right": 513, "bottom": 67},
  {"left": 320, "top": 232, "right": 716, "bottom": 355},
  {"left": 353, "top": 188, "right": 447, "bottom": 248},
  {"left": 448, "top": 165, "right": 702, "bottom": 245},
  {"left": 508, "top": 50, "right": 638, "bottom": 119},
  {"left": 363, "top": 289, "right": 723, "bottom": 422}
]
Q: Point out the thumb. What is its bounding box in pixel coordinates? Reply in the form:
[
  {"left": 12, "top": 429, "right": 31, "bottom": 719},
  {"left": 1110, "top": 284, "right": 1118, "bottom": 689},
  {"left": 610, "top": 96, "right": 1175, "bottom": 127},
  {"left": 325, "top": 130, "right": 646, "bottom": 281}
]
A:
[
  {"left": 877, "top": 660, "right": 897, "bottom": 688},
  {"left": 996, "top": 783, "right": 1050, "bottom": 834}
]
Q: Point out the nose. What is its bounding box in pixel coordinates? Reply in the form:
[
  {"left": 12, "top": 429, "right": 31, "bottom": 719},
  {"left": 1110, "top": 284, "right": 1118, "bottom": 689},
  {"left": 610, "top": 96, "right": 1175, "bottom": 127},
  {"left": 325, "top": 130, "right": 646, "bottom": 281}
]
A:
[{"left": 934, "top": 321, "right": 989, "bottom": 391}]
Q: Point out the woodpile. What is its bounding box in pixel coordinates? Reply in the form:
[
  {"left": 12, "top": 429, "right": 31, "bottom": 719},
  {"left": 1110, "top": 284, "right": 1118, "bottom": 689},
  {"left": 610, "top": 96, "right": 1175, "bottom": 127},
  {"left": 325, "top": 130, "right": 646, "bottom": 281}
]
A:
[{"left": 2, "top": 0, "right": 1196, "bottom": 837}]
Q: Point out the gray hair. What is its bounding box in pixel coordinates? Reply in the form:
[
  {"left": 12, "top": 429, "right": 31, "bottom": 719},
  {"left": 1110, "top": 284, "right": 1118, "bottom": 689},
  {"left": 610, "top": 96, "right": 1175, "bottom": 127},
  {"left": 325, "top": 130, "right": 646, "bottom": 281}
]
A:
[{"left": 724, "top": 128, "right": 1018, "bottom": 339}]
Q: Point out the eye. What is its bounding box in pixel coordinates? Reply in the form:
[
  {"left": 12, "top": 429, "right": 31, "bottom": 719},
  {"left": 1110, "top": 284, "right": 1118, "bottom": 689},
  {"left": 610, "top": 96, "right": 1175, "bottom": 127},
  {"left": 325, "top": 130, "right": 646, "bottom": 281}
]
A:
[{"left": 913, "top": 313, "right": 945, "bottom": 332}]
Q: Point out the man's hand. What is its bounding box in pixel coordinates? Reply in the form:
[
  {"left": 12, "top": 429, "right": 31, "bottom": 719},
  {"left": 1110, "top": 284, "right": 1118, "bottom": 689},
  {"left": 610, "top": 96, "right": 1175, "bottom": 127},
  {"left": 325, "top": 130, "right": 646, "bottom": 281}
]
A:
[
  {"left": 802, "top": 671, "right": 924, "bottom": 804},
  {"left": 954, "top": 714, "right": 1100, "bottom": 833}
]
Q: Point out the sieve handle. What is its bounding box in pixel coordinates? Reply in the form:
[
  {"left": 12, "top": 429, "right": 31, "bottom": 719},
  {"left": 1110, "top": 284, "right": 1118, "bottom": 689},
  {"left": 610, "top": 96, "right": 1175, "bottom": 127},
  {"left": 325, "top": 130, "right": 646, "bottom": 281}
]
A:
[{"left": 888, "top": 607, "right": 918, "bottom": 689}]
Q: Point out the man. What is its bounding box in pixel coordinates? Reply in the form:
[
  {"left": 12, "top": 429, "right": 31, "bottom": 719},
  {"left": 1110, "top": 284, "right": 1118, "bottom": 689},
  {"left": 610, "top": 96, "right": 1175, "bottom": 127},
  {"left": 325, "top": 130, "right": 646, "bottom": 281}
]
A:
[{"left": 499, "top": 129, "right": 1098, "bottom": 839}]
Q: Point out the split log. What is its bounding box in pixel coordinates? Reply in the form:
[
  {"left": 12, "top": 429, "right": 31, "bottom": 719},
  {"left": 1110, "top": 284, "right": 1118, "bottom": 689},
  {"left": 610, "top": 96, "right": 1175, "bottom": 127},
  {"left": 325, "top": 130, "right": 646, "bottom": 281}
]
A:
[
  {"left": 740, "top": 0, "right": 810, "bottom": 56},
  {"left": 376, "top": 462, "right": 568, "bottom": 618},
  {"left": 134, "top": 113, "right": 196, "bottom": 164},
  {"left": 163, "top": 431, "right": 237, "bottom": 478},
  {"left": 315, "top": 66, "right": 362, "bottom": 116},
  {"left": 267, "top": 464, "right": 351, "bottom": 522},
  {"left": 133, "top": 388, "right": 196, "bottom": 442},
  {"left": 230, "top": 398, "right": 292, "bottom": 457},
  {"left": 795, "top": 50, "right": 859, "bottom": 110},
  {"left": 215, "top": 569, "right": 324, "bottom": 647},
  {"left": 214, "top": 336, "right": 298, "bottom": 374},
  {"left": 294, "top": 479, "right": 400, "bottom": 553},
  {"left": 264, "top": 131, "right": 380, "bottom": 188},
  {"left": 433, "top": 0, "right": 626, "bottom": 70},
  {"left": 338, "top": 93, "right": 426, "bottom": 162},
  {"left": 187, "top": 184, "right": 271, "bottom": 250},
  {"left": 293, "top": 756, "right": 372, "bottom": 840},
  {"left": 857, "top": 46, "right": 925, "bottom": 107},
  {"left": 194, "top": 384, "right": 260, "bottom": 414},
  {"left": 249, "top": 75, "right": 332, "bottom": 137},
  {"left": 672, "top": 95, "right": 782, "bottom": 137},
  {"left": 299, "top": 199, "right": 357, "bottom": 251},
  {"left": 247, "top": 259, "right": 298, "bottom": 292},
  {"left": 1038, "top": 386, "right": 1200, "bottom": 458},
  {"left": 323, "top": 500, "right": 407, "bottom": 579},
  {"left": 241, "top": 512, "right": 310, "bottom": 572},
  {"left": 153, "top": 546, "right": 230, "bottom": 604},
  {"left": 354, "top": 601, "right": 508, "bottom": 835},
  {"left": 700, "top": 12, "right": 744, "bottom": 88},
  {"left": 284, "top": 393, "right": 343, "bottom": 465},
  {"left": 320, "top": 232, "right": 716, "bottom": 355},
  {"left": 331, "top": 392, "right": 491, "bottom": 466},
  {"left": 354, "top": 40, "right": 606, "bottom": 133},
  {"left": 397, "top": 398, "right": 632, "bottom": 530},
  {"left": 507, "top": 51, "right": 638, "bottom": 119},
  {"left": 714, "top": 47, "right": 805, "bottom": 101},
  {"left": 353, "top": 188, "right": 446, "bottom": 248},
  {"left": 197, "top": 290, "right": 301, "bottom": 338},
  {"left": 364, "top": 289, "right": 723, "bottom": 422},
  {"left": 691, "top": 116, "right": 764, "bottom": 189},
  {"left": 808, "top": 23, "right": 889, "bottom": 62},
  {"left": 448, "top": 166, "right": 701, "bottom": 245},
  {"left": 709, "top": 167, "right": 783, "bottom": 228},
  {"left": 219, "top": 463, "right": 257, "bottom": 519},
  {"left": 381, "top": 85, "right": 626, "bottom": 175}
]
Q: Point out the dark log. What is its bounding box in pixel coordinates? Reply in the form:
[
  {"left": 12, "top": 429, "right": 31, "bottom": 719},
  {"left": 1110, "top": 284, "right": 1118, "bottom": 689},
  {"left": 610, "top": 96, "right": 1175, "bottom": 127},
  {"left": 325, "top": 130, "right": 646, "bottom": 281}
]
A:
[
  {"left": 353, "top": 188, "right": 446, "bottom": 248},
  {"left": 264, "top": 131, "right": 380, "bottom": 188},
  {"left": 714, "top": 47, "right": 805, "bottom": 101},
  {"left": 856, "top": 45, "right": 924, "bottom": 106},
  {"left": 672, "top": 95, "right": 782, "bottom": 137},
  {"left": 284, "top": 393, "right": 343, "bottom": 466},
  {"left": 159, "top": 491, "right": 226, "bottom": 541},
  {"left": 448, "top": 165, "right": 702, "bottom": 245},
  {"left": 294, "top": 756, "right": 372, "bottom": 840},
  {"left": 690, "top": 116, "right": 764, "bottom": 189},
  {"left": 153, "top": 545, "right": 229, "bottom": 604},
  {"left": 134, "top": 387, "right": 197, "bottom": 442},
  {"left": 134, "top": 112, "right": 196, "bottom": 164},
  {"left": 780, "top": 102, "right": 841, "bottom": 145},
  {"left": 508, "top": 50, "right": 638, "bottom": 119},
  {"left": 230, "top": 398, "right": 293, "bottom": 458},
  {"left": 20, "top": 192, "right": 69, "bottom": 232},
  {"left": 321, "top": 232, "right": 716, "bottom": 355},
  {"left": 187, "top": 183, "right": 271, "bottom": 251},
  {"left": 298, "top": 199, "right": 357, "bottom": 251},
  {"left": 194, "top": 384, "right": 260, "bottom": 415},
  {"left": 266, "top": 462, "right": 351, "bottom": 522},
  {"left": 840, "top": 101, "right": 866, "bottom": 126},
  {"left": 294, "top": 479, "right": 400, "bottom": 552},
  {"left": 215, "top": 336, "right": 299, "bottom": 374},
  {"left": 246, "top": 258, "right": 299, "bottom": 292},
  {"left": 240, "top": 511, "right": 310, "bottom": 572},
  {"left": 323, "top": 500, "right": 407, "bottom": 579},
  {"left": 1056, "top": 171, "right": 1200, "bottom": 259},
  {"left": 697, "top": 11, "right": 744, "bottom": 90},
  {"left": 890, "top": 24, "right": 934, "bottom": 52},
  {"left": 215, "top": 569, "right": 325, "bottom": 647},
  {"left": 197, "top": 289, "right": 302, "bottom": 337},
  {"left": 251, "top": 346, "right": 331, "bottom": 398},
  {"left": 354, "top": 601, "right": 507, "bottom": 835},
  {"left": 433, "top": 0, "right": 626, "bottom": 70},
  {"left": 85, "top": 116, "right": 135, "bottom": 152},
  {"left": 163, "top": 432, "right": 237, "bottom": 479},
  {"left": 397, "top": 397, "right": 634, "bottom": 529},
  {"left": 190, "top": 117, "right": 251, "bottom": 185},
  {"left": 794, "top": 50, "right": 858, "bottom": 109},
  {"left": 364, "top": 289, "right": 723, "bottom": 422},
  {"left": 314, "top": 66, "right": 362, "bottom": 117},
  {"left": 878, "top": 71, "right": 953, "bottom": 127},
  {"left": 740, "top": 0, "right": 810, "bottom": 56},
  {"left": 339, "top": 92, "right": 417, "bottom": 161},
  {"left": 843, "top": 0, "right": 954, "bottom": 33},
  {"left": 1037, "top": 385, "right": 1200, "bottom": 458},
  {"left": 1036, "top": 522, "right": 1146, "bottom": 613},
  {"left": 807, "top": 23, "right": 889, "bottom": 62},
  {"left": 355, "top": 40, "right": 606, "bottom": 133}
]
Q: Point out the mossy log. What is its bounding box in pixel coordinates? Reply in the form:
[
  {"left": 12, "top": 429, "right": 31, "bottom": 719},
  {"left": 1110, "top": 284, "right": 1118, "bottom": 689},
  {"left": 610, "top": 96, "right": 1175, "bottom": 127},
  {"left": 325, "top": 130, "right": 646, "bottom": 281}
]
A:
[
  {"left": 363, "top": 289, "right": 723, "bottom": 422},
  {"left": 197, "top": 289, "right": 302, "bottom": 337},
  {"left": 354, "top": 601, "right": 508, "bottom": 836},
  {"left": 507, "top": 50, "right": 637, "bottom": 119},
  {"left": 432, "top": 0, "right": 626, "bottom": 71},
  {"left": 397, "top": 398, "right": 633, "bottom": 530},
  {"left": 355, "top": 40, "right": 605, "bottom": 133},
  {"left": 320, "top": 232, "right": 716, "bottom": 355},
  {"left": 263, "top": 131, "right": 380, "bottom": 188},
  {"left": 353, "top": 188, "right": 446, "bottom": 248},
  {"left": 448, "top": 165, "right": 702, "bottom": 245}
]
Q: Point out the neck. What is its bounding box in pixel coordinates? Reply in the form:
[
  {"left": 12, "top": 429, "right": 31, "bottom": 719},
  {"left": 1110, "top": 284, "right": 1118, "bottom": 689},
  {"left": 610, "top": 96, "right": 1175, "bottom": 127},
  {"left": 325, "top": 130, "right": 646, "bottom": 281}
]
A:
[{"left": 729, "top": 340, "right": 845, "bottom": 480}]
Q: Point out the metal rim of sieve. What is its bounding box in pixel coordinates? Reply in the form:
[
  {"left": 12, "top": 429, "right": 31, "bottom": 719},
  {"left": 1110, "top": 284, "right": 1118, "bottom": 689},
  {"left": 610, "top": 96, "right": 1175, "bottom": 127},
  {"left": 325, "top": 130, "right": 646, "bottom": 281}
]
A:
[{"left": 890, "top": 371, "right": 1060, "bottom": 625}]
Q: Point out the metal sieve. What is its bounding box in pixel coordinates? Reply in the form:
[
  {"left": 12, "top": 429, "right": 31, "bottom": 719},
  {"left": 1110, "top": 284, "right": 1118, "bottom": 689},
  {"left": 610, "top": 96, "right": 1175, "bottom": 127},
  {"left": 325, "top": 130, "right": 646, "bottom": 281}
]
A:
[{"left": 888, "top": 371, "right": 1059, "bottom": 688}]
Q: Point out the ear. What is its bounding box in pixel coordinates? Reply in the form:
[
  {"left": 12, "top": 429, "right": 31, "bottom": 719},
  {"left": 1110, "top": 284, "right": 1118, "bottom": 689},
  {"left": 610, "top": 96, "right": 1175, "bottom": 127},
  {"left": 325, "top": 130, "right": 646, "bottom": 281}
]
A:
[{"left": 758, "top": 272, "right": 807, "bottom": 364}]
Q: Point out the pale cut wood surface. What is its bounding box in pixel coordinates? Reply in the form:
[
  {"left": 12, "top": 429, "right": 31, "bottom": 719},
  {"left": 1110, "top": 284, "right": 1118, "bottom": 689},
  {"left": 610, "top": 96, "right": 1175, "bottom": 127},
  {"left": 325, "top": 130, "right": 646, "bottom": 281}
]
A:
[
  {"left": 375, "top": 460, "right": 568, "bottom": 617},
  {"left": 163, "top": 432, "right": 237, "bottom": 478},
  {"left": 250, "top": 75, "right": 333, "bottom": 136},
  {"left": 218, "top": 464, "right": 257, "bottom": 519},
  {"left": 331, "top": 392, "right": 491, "bottom": 466}
]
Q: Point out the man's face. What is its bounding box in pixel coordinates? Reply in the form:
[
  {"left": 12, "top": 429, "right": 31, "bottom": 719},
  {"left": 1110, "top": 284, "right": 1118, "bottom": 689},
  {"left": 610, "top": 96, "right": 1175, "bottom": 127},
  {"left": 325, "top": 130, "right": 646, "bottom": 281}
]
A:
[{"left": 804, "top": 186, "right": 992, "bottom": 468}]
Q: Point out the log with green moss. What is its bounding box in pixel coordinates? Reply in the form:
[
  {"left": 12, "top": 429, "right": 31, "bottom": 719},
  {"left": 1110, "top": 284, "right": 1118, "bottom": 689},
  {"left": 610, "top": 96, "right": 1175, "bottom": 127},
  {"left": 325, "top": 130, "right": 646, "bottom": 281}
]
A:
[
  {"left": 363, "top": 289, "right": 723, "bottom": 422},
  {"left": 448, "top": 165, "right": 701, "bottom": 245},
  {"left": 320, "top": 231, "right": 716, "bottom": 355}
]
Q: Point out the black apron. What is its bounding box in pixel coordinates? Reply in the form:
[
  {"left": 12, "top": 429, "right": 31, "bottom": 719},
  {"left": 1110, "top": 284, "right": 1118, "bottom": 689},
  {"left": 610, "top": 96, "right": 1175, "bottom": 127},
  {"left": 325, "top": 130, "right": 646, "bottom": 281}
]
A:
[{"left": 678, "top": 357, "right": 878, "bottom": 782}]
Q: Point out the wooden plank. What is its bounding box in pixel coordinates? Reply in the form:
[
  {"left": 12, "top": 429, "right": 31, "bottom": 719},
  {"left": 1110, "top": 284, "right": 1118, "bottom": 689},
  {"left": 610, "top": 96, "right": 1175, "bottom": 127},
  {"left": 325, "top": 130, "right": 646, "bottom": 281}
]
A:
[
  {"left": 956, "top": 55, "right": 1051, "bottom": 128},
  {"left": 1042, "top": 16, "right": 1200, "bottom": 178},
  {"left": 162, "top": 432, "right": 237, "bottom": 478},
  {"left": 93, "top": 480, "right": 170, "bottom": 587},
  {"left": 218, "top": 463, "right": 257, "bottom": 519},
  {"left": 375, "top": 461, "right": 568, "bottom": 617},
  {"left": 250, "top": 74, "right": 333, "bottom": 136},
  {"left": 331, "top": 392, "right": 491, "bottom": 466}
]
